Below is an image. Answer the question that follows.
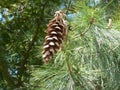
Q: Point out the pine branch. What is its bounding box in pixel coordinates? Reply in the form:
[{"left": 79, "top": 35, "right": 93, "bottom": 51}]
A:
[
  {"left": 17, "top": 1, "right": 48, "bottom": 87},
  {"left": 17, "top": 23, "right": 40, "bottom": 87}
]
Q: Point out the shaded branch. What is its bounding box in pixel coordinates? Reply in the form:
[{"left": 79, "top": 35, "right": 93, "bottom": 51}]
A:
[
  {"left": 17, "top": 1, "right": 48, "bottom": 87},
  {"left": 0, "top": 59, "right": 15, "bottom": 89},
  {"left": 17, "top": 23, "right": 40, "bottom": 86}
]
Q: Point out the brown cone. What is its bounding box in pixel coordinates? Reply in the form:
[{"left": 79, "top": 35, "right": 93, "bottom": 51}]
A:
[{"left": 42, "top": 10, "right": 68, "bottom": 62}]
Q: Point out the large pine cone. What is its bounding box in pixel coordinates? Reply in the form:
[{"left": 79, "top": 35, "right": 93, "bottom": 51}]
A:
[{"left": 42, "top": 10, "right": 68, "bottom": 62}]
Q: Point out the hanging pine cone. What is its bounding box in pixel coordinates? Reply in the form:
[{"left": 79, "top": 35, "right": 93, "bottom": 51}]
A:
[{"left": 42, "top": 10, "right": 68, "bottom": 62}]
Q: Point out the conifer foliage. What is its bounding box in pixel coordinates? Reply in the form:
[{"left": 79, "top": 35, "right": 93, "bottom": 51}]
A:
[{"left": 42, "top": 10, "right": 68, "bottom": 62}]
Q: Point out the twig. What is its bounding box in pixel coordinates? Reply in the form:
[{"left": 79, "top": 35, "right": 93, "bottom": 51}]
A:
[
  {"left": 73, "top": 17, "right": 94, "bottom": 39},
  {"left": 65, "top": 58, "right": 72, "bottom": 75},
  {"left": 73, "top": 24, "right": 92, "bottom": 39},
  {"left": 65, "top": 0, "right": 72, "bottom": 14},
  {"left": 108, "top": 44, "right": 120, "bottom": 53}
]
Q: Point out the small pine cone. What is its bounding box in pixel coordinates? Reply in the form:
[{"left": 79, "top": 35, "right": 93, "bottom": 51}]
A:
[{"left": 42, "top": 10, "right": 68, "bottom": 62}]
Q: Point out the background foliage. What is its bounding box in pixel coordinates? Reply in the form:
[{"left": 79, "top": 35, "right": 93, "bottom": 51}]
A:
[{"left": 0, "top": 0, "right": 120, "bottom": 90}]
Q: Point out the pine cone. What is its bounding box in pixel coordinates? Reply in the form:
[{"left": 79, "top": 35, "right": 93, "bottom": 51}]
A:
[{"left": 42, "top": 10, "right": 68, "bottom": 62}]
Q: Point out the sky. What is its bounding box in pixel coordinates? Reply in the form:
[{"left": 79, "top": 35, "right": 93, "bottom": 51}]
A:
[
  {"left": 0, "top": 9, "right": 13, "bottom": 22},
  {"left": 0, "top": 13, "right": 5, "bottom": 22}
]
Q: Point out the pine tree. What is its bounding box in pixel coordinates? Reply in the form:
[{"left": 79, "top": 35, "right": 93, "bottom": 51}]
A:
[
  {"left": 0, "top": 0, "right": 120, "bottom": 90},
  {"left": 30, "top": 1, "right": 120, "bottom": 90}
]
